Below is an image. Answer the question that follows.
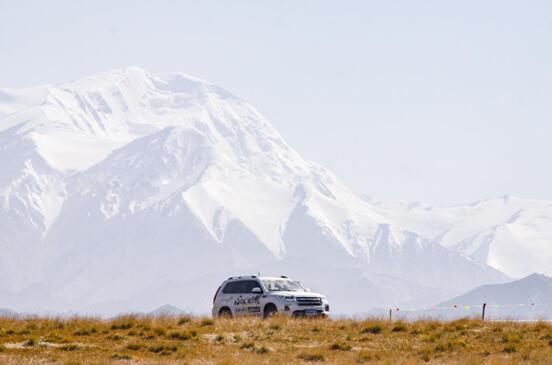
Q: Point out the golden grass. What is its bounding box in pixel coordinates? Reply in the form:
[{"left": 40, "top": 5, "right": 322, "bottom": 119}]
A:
[{"left": 0, "top": 315, "right": 551, "bottom": 364}]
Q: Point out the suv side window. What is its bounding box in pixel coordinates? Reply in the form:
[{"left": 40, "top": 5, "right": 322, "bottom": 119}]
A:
[
  {"left": 242, "top": 280, "right": 263, "bottom": 293},
  {"left": 222, "top": 281, "right": 241, "bottom": 294},
  {"left": 222, "top": 280, "right": 262, "bottom": 294}
]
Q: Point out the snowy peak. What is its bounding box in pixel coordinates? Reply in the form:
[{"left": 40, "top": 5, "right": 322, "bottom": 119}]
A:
[
  {"left": 1, "top": 67, "right": 309, "bottom": 179},
  {"left": 1, "top": 66, "right": 281, "bottom": 173}
]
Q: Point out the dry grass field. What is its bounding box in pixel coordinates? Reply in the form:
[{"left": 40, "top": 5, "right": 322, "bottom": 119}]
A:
[{"left": 1, "top": 315, "right": 552, "bottom": 364}]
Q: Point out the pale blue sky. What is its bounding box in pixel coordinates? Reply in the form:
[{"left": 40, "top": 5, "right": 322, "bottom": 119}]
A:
[{"left": 1, "top": 0, "right": 551, "bottom": 205}]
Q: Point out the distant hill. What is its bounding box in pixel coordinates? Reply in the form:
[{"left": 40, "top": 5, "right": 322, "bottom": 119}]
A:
[
  {"left": 437, "top": 273, "right": 552, "bottom": 319},
  {"left": 147, "top": 304, "right": 187, "bottom": 317}
]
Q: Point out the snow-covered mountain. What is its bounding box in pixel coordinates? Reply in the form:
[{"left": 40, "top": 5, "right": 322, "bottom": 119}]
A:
[
  {"left": 373, "top": 197, "right": 552, "bottom": 279},
  {"left": 0, "top": 67, "right": 540, "bottom": 315}
]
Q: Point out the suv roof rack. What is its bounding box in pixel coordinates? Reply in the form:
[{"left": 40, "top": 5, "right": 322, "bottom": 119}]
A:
[
  {"left": 227, "top": 275, "right": 258, "bottom": 280},
  {"left": 280, "top": 275, "right": 288, "bottom": 278}
]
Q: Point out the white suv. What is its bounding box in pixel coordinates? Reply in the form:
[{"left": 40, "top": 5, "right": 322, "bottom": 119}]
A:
[{"left": 212, "top": 276, "right": 330, "bottom": 318}]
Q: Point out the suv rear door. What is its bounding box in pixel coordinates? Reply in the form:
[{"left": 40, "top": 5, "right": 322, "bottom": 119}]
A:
[{"left": 218, "top": 281, "right": 240, "bottom": 314}]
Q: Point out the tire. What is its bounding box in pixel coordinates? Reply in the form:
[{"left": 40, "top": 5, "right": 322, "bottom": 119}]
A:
[
  {"left": 263, "top": 303, "right": 277, "bottom": 318},
  {"left": 218, "top": 307, "right": 232, "bottom": 318}
]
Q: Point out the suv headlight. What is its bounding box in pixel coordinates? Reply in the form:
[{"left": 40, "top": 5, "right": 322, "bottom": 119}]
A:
[{"left": 280, "top": 295, "right": 295, "bottom": 301}]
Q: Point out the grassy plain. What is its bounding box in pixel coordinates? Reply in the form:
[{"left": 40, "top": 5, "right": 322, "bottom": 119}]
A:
[{"left": 1, "top": 315, "right": 552, "bottom": 364}]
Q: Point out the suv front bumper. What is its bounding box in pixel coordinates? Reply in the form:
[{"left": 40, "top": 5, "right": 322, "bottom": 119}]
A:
[{"left": 280, "top": 302, "right": 330, "bottom": 317}]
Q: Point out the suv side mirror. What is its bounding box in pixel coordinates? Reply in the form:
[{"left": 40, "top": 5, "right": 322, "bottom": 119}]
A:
[{"left": 251, "top": 287, "right": 262, "bottom": 294}]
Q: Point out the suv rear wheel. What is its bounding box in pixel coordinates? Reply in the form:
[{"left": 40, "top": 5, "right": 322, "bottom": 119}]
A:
[
  {"left": 218, "top": 307, "right": 232, "bottom": 318},
  {"left": 263, "top": 303, "right": 277, "bottom": 318}
]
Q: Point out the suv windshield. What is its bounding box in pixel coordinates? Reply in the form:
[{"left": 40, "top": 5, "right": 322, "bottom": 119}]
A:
[{"left": 262, "top": 279, "right": 304, "bottom": 292}]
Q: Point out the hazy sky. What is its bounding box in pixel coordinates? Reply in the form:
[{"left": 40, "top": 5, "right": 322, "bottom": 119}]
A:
[{"left": 1, "top": 0, "right": 551, "bottom": 205}]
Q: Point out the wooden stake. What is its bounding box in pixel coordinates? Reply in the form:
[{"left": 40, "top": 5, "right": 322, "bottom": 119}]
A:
[{"left": 481, "top": 303, "right": 487, "bottom": 321}]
